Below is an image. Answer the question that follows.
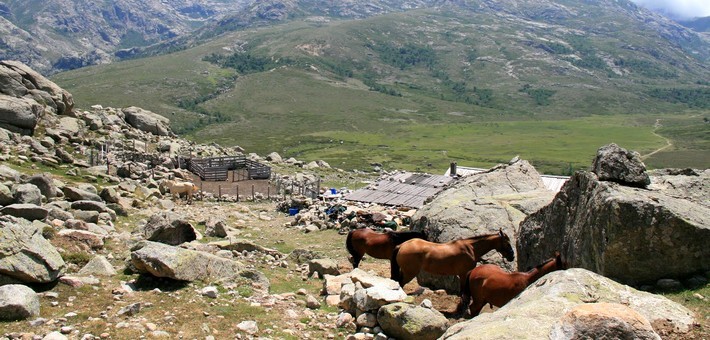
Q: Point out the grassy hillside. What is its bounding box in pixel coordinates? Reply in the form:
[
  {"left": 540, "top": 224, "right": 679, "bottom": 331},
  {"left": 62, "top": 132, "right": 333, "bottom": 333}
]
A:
[{"left": 52, "top": 7, "right": 710, "bottom": 174}]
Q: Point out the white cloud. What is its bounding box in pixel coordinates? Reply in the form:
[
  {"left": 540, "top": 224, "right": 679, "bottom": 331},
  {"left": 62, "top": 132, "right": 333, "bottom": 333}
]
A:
[{"left": 631, "top": 0, "right": 710, "bottom": 19}]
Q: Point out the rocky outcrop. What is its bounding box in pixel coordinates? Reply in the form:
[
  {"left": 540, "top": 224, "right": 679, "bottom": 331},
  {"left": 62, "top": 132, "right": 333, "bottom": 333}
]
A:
[
  {"left": 0, "top": 284, "right": 40, "bottom": 320},
  {"left": 0, "top": 61, "right": 74, "bottom": 135},
  {"left": 440, "top": 269, "right": 696, "bottom": 339},
  {"left": 130, "top": 241, "right": 268, "bottom": 288},
  {"left": 0, "top": 217, "right": 65, "bottom": 284},
  {"left": 122, "top": 106, "right": 174, "bottom": 137},
  {"left": 410, "top": 159, "right": 555, "bottom": 291},
  {"left": 517, "top": 168, "right": 709, "bottom": 285}
]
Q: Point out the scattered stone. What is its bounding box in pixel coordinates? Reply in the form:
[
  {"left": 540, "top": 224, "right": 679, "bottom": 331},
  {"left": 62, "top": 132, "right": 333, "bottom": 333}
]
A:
[
  {"left": 306, "top": 294, "right": 321, "bottom": 309},
  {"left": 237, "top": 320, "right": 258, "bottom": 335},
  {"left": 117, "top": 302, "right": 141, "bottom": 317},
  {"left": 201, "top": 286, "right": 219, "bottom": 299}
]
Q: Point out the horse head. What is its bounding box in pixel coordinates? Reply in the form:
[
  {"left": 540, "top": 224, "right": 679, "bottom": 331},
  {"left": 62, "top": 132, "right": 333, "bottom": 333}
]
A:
[
  {"left": 554, "top": 251, "right": 568, "bottom": 270},
  {"left": 497, "top": 229, "right": 515, "bottom": 262}
]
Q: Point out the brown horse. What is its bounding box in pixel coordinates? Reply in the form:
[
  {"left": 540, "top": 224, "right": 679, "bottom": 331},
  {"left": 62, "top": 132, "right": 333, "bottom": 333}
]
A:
[
  {"left": 346, "top": 227, "right": 427, "bottom": 268},
  {"left": 459, "top": 251, "right": 567, "bottom": 317},
  {"left": 390, "top": 229, "right": 515, "bottom": 287}
]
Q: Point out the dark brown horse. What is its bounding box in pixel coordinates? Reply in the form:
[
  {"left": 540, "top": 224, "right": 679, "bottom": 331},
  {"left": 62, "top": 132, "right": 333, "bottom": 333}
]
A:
[
  {"left": 346, "top": 227, "right": 427, "bottom": 268},
  {"left": 390, "top": 229, "right": 515, "bottom": 287},
  {"left": 459, "top": 251, "right": 567, "bottom": 317}
]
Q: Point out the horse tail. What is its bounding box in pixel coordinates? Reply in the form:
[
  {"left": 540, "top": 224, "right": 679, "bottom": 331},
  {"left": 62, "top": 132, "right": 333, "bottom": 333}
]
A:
[
  {"left": 459, "top": 268, "right": 474, "bottom": 316},
  {"left": 390, "top": 245, "right": 401, "bottom": 283},
  {"left": 345, "top": 230, "right": 356, "bottom": 260}
]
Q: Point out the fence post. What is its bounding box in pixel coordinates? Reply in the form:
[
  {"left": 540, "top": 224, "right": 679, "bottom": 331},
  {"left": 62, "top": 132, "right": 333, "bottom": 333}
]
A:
[
  {"left": 218, "top": 185, "right": 221, "bottom": 202},
  {"left": 252, "top": 185, "right": 255, "bottom": 201},
  {"left": 267, "top": 186, "right": 270, "bottom": 200},
  {"left": 236, "top": 185, "right": 239, "bottom": 202},
  {"left": 200, "top": 182, "right": 203, "bottom": 201}
]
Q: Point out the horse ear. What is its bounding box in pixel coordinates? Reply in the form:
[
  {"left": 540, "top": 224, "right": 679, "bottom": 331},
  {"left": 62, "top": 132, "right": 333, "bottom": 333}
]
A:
[{"left": 498, "top": 229, "right": 504, "bottom": 237}]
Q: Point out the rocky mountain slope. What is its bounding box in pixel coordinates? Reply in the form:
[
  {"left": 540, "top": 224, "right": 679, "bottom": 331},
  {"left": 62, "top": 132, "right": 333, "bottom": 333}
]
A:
[{"left": 2, "top": 0, "right": 709, "bottom": 75}]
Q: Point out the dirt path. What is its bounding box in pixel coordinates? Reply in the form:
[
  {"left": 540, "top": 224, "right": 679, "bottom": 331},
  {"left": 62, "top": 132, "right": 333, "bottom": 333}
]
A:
[{"left": 641, "top": 119, "right": 673, "bottom": 160}]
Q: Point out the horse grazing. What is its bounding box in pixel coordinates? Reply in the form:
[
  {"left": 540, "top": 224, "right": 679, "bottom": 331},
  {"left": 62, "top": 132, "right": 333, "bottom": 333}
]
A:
[
  {"left": 390, "top": 229, "right": 515, "bottom": 287},
  {"left": 345, "top": 227, "right": 427, "bottom": 268},
  {"left": 459, "top": 251, "right": 567, "bottom": 318},
  {"left": 161, "top": 179, "right": 199, "bottom": 203}
]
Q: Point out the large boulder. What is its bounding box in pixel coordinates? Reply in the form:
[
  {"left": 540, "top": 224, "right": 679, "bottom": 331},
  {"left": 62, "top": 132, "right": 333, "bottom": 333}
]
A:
[
  {"left": 130, "top": 241, "right": 268, "bottom": 288},
  {"left": 121, "top": 106, "right": 173, "bottom": 136},
  {"left": 61, "top": 186, "right": 102, "bottom": 202},
  {"left": 0, "top": 95, "right": 43, "bottom": 135},
  {"left": 0, "top": 60, "right": 74, "bottom": 116},
  {"left": 411, "top": 159, "right": 555, "bottom": 291},
  {"left": 12, "top": 183, "right": 42, "bottom": 205},
  {"left": 517, "top": 169, "right": 709, "bottom": 285},
  {"left": 0, "top": 284, "right": 40, "bottom": 320},
  {"left": 26, "top": 173, "right": 58, "bottom": 200},
  {"left": 377, "top": 302, "right": 449, "bottom": 340},
  {"left": 591, "top": 143, "right": 650, "bottom": 188},
  {"left": 141, "top": 211, "right": 198, "bottom": 246},
  {"left": 0, "top": 204, "right": 49, "bottom": 221},
  {"left": 0, "top": 217, "right": 65, "bottom": 284},
  {"left": 440, "top": 269, "right": 696, "bottom": 339}
]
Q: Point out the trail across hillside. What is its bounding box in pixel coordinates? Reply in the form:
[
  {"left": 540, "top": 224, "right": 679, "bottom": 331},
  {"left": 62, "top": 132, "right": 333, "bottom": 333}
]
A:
[{"left": 641, "top": 119, "right": 673, "bottom": 160}]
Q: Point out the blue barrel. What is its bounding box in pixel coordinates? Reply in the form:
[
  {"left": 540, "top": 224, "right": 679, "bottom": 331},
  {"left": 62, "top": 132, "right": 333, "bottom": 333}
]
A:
[
  {"left": 288, "top": 207, "right": 299, "bottom": 216},
  {"left": 330, "top": 188, "right": 337, "bottom": 194}
]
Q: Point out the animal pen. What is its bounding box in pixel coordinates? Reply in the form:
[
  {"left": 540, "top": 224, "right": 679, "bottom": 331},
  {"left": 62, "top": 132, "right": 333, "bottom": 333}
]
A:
[{"left": 179, "top": 155, "right": 322, "bottom": 201}]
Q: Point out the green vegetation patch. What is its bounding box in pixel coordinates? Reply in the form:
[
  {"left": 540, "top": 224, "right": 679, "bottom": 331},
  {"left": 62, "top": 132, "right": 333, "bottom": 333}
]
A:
[{"left": 647, "top": 88, "right": 710, "bottom": 108}]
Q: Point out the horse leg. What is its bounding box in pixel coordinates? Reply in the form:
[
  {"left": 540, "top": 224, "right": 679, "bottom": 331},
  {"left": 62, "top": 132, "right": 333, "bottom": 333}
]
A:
[
  {"left": 398, "top": 267, "right": 417, "bottom": 287},
  {"left": 468, "top": 298, "right": 486, "bottom": 318},
  {"left": 351, "top": 252, "right": 363, "bottom": 268}
]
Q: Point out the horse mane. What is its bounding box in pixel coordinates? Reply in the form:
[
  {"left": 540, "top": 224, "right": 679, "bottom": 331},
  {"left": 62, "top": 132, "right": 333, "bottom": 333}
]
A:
[
  {"left": 464, "top": 232, "right": 500, "bottom": 241},
  {"left": 388, "top": 230, "right": 427, "bottom": 243}
]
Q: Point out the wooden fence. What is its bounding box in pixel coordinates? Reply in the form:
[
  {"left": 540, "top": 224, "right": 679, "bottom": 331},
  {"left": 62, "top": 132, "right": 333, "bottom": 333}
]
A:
[{"left": 182, "top": 155, "right": 271, "bottom": 181}]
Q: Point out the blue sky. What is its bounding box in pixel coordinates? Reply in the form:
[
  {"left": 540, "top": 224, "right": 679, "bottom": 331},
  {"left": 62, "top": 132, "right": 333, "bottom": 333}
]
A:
[{"left": 631, "top": 0, "right": 710, "bottom": 19}]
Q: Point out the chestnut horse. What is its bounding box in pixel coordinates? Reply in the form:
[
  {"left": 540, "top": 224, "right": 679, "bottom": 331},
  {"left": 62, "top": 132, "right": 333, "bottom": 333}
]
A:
[
  {"left": 390, "top": 229, "right": 515, "bottom": 287},
  {"left": 345, "top": 227, "right": 427, "bottom": 268},
  {"left": 459, "top": 251, "right": 567, "bottom": 317}
]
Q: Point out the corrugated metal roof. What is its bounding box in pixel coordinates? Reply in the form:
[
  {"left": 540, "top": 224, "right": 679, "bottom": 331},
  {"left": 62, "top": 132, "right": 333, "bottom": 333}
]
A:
[
  {"left": 343, "top": 172, "right": 455, "bottom": 208},
  {"left": 444, "top": 165, "right": 569, "bottom": 192}
]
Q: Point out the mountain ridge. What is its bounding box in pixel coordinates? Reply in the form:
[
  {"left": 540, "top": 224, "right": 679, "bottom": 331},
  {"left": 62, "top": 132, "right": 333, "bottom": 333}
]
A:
[{"left": 2, "top": 0, "right": 710, "bottom": 74}]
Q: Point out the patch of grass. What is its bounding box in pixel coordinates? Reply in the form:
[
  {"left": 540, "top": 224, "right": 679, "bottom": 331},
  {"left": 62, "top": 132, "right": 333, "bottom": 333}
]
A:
[{"left": 61, "top": 251, "right": 93, "bottom": 267}]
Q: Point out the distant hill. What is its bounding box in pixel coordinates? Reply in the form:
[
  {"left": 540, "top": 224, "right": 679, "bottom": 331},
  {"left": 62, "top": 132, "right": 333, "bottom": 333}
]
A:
[
  {"left": 50, "top": 0, "right": 710, "bottom": 173},
  {"left": 678, "top": 16, "right": 710, "bottom": 32}
]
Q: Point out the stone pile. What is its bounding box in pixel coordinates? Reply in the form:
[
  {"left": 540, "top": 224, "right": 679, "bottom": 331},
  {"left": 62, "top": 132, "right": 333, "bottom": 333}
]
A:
[{"left": 323, "top": 268, "right": 449, "bottom": 340}]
